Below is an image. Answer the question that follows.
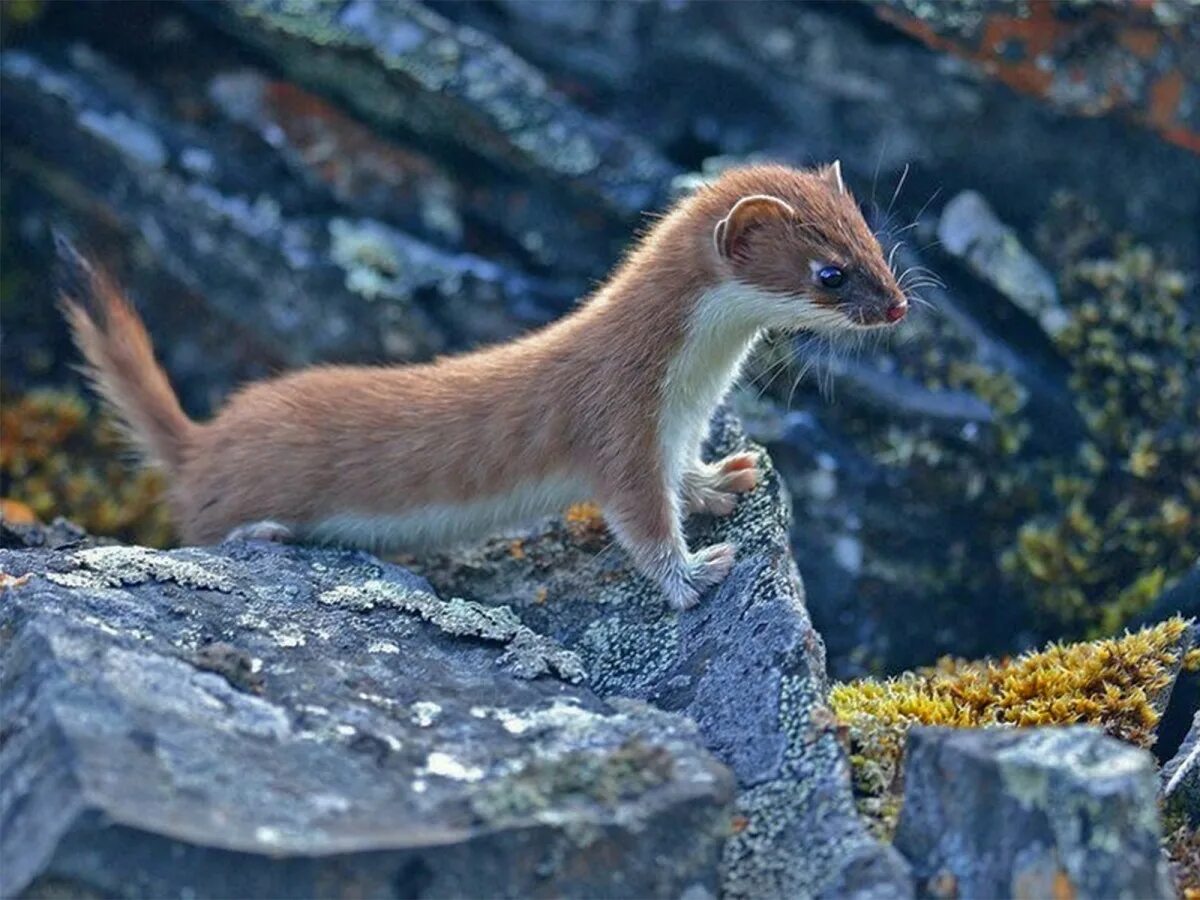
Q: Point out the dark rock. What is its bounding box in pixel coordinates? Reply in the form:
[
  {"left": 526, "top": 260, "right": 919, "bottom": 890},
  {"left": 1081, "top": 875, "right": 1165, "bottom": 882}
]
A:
[
  {"left": 1163, "top": 711, "right": 1200, "bottom": 827},
  {"left": 201, "top": 0, "right": 677, "bottom": 223},
  {"left": 895, "top": 727, "right": 1173, "bottom": 900},
  {"left": 0, "top": 541, "right": 734, "bottom": 898},
  {"left": 0, "top": 44, "right": 567, "bottom": 397},
  {"left": 876, "top": 0, "right": 1200, "bottom": 156},
  {"left": 205, "top": 68, "right": 612, "bottom": 278},
  {"left": 411, "top": 409, "right": 912, "bottom": 899},
  {"left": 0, "top": 516, "right": 94, "bottom": 551},
  {"left": 439, "top": 0, "right": 1200, "bottom": 264}
]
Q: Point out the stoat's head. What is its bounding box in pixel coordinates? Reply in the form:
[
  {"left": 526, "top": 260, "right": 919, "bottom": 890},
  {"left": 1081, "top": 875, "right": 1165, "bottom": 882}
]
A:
[{"left": 706, "top": 162, "right": 908, "bottom": 332}]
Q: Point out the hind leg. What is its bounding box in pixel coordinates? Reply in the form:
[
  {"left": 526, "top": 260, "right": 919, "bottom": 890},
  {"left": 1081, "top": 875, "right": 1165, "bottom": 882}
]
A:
[
  {"left": 598, "top": 467, "right": 738, "bottom": 611},
  {"left": 224, "top": 520, "right": 294, "bottom": 543}
]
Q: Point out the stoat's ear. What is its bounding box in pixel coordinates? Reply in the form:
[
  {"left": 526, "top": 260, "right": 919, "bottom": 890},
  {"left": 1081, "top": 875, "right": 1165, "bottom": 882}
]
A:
[
  {"left": 820, "top": 160, "right": 847, "bottom": 195},
  {"left": 713, "top": 194, "right": 795, "bottom": 261}
]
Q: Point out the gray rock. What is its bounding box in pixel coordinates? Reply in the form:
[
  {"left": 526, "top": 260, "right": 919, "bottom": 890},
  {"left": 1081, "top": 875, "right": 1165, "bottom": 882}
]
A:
[
  {"left": 411, "top": 409, "right": 912, "bottom": 899},
  {"left": 894, "top": 727, "right": 1174, "bottom": 900},
  {"left": 202, "top": 0, "right": 676, "bottom": 222},
  {"left": 1163, "top": 711, "right": 1200, "bottom": 827},
  {"left": 5, "top": 0, "right": 1197, "bottom": 686},
  {"left": 0, "top": 541, "right": 734, "bottom": 898},
  {"left": 0, "top": 45, "right": 567, "bottom": 400},
  {"left": 938, "top": 190, "right": 1067, "bottom": 338}
]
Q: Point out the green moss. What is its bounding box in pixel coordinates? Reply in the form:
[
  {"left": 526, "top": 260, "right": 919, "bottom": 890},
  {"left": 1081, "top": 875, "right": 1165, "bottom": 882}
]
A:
[{"left": 830, "top": 617, "right": 1194, "bottom": 837}]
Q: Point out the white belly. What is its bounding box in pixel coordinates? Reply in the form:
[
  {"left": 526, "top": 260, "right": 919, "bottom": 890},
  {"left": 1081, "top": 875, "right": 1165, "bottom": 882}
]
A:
[{"left": 305, "top": 474, "right": 591, "bottom": 552}]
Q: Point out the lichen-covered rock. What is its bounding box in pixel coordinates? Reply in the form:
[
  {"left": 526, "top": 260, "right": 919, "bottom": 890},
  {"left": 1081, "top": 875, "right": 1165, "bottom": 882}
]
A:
[
  {"left": 0, "top": 44, "right": 568, "bottom": 402},
  {"left": 894, "top": 727, "right": 1174, "bottom": 900},
  {"left": 876, "top": 0, "right": 1200, "bottom": 155},
  {"left": 1163, "top": 711, "right": 1200, "bottom": 827},
  {"left": 938, "top": 190, "right": 1066, "bottom": 337},
  {"left": 410, "top": 409, "right": 912, "bottom": 899},
  {"left": 0, "top": 540, "right": 734, "bottom": 899},
  {"left": 201, "top": 0, "right": 676, "bottom": 222}
]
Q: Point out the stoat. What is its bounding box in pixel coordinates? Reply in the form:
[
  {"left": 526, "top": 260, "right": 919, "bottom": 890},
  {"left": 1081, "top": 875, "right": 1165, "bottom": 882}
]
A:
[{"left": 61, "top": 162, "right": 908, "bottom": 611}]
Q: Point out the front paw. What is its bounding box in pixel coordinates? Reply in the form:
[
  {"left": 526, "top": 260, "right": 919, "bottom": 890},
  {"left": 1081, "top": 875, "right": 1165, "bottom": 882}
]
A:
[
  {"left": 713, "top": 452, "right": 761, "bottom": 494},
  {"left": 689, "top": 541, "right": 737, "bottom": 590},
  {"left": 652, "top": 543, "right": 740, "bottom": 611},
  {"left": 683, "top": 453, "right": 762, "bottom": 517}
]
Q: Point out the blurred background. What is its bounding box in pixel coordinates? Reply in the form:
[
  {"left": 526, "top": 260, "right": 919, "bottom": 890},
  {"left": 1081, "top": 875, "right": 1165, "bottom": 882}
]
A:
[{"left": 2, "top": 0, "right": 1197, "bottom": 702}]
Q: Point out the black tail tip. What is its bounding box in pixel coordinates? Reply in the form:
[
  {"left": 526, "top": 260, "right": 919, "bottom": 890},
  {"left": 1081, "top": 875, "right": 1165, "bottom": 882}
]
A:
[
  {"left": 52, "top": 227, "right": 103, "bottom": 312},
  {"left": 52, "top": 227, "right": 89, "bottom": 271}
]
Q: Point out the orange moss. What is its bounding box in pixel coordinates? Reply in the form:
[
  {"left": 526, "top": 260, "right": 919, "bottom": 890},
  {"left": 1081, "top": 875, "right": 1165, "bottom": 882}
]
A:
[
  {"left": 0, "top": 497, "right": 38, "bottom": 524},
  {"left": 0, "top": 389, "right": 173, "bottom": 546},
  {"left": 0, "top": 572, "right": 33, "bottom": 591},
  {"left": 564, "top": 501, "right": 608, "bottom": 547}
]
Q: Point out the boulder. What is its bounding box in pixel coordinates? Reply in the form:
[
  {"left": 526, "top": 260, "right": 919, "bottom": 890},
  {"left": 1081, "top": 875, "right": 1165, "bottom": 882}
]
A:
[
  {"left": 200, "top": 0, "right": 676, "bottom": 223},
  {"left": 0, "top": 540, "right": 734, "bottom": 898},
  {"left": 0, "top": 44, "right": 571, "bottom": 404},
  {"left": 411, "top": 409, "right": 912, "bottom": 899},
  {"left": 894, "top": 726, "right": 1173, "bottom": 899},
  {"left": 1163, "top": 711, "right": 1200, "bottom": 827}
]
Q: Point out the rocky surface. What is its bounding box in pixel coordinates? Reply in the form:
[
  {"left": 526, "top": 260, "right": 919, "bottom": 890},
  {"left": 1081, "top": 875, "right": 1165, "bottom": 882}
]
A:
[
  {"left": 1163, "top": 711, "right": 1200, "bottom": 827},
  {"left": 877, "top": 0, "right": 1200, "bottom": 155},
  {"left": 412, "top": 410, "right": 912, "bottom": 899},
  {"left": 3, "top": 1, "right": 1198, "bottom": 677},
  {"left": 895, "top": 727, "right": 1174, "bottom": 900},
  {"left": 0, "top": 539, "right": 734, "bottom": 898},
  {"left": 0, "top": 411, "right": 913, "bottom": 900},
  {"left": 1, "top": 2, "right": 1198, "bottom": 894},
  {"left": 937, "top": 190, "right": 1066, "bottom": 338}
]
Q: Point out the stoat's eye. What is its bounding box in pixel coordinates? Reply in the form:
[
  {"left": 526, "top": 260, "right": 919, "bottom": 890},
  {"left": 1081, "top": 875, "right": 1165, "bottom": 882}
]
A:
[{"left": 817, "top": 265, "right": 844, "bottom": 288}]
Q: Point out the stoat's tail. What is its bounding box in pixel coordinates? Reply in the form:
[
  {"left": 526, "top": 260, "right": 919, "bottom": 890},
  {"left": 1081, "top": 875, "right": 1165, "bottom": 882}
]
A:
[{"left": 56, "top": 234, "right": 197, "bottom": 472}]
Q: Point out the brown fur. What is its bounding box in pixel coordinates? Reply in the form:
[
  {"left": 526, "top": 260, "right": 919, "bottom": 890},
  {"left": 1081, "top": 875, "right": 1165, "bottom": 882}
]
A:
[{"left": 62, "top": 163, "right": 905, "bottom": 609}]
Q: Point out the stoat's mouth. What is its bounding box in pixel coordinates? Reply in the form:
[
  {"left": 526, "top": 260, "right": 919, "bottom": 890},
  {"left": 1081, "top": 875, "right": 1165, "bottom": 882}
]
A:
[{"left": 844, "top": 299, "right": 907, "bottom": 328}]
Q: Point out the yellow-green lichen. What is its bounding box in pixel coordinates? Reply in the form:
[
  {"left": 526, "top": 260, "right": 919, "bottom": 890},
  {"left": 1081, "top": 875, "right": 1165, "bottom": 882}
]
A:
[
  {"left": 830, "top": 617, "right": 1194, "bottom": 837},
  {"left": 841, "top": 197, "right": 1197, "bottom": 643},
  {"left": 0, "top": 389, "right": 174, "bottom": 546},
  {"left": 1002, "top": 226, "right": 1200, "bottom": 635}
]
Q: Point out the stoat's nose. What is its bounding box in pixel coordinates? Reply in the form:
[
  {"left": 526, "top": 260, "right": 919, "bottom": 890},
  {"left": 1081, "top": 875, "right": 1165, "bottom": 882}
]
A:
[{"left": 885, "top": 299, "right": 907, "bottom": 323}]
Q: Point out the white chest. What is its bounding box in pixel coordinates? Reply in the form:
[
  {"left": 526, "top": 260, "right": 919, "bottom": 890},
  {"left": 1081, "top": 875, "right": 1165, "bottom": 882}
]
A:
[{"left": 659, "top": 283, "right": 764, "bottom": 487}]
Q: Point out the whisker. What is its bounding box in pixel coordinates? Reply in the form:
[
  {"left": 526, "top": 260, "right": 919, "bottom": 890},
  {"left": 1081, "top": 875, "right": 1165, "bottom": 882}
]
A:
[
  {"left": 886, "top": 163, "right": 910, "bottom": 219},
  {"left": 890, "top": 187, "right": 944, "bottom": 241},
  {"left": 911, "top": 187, "right": 942, "bottom": 226},
  {"left": 871, "top": 136, "right": 889, "bottom": 210},
  {"left": 750, "top": 349, "right": 798, "bottom": 400}
]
